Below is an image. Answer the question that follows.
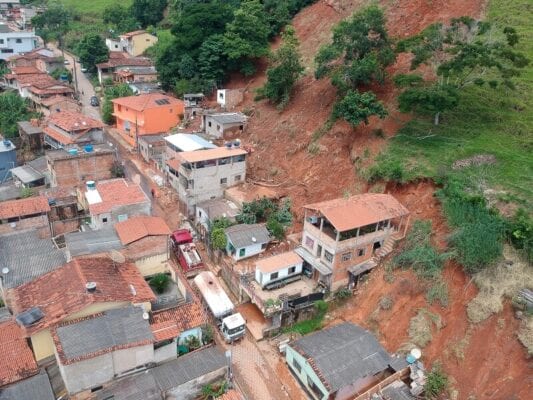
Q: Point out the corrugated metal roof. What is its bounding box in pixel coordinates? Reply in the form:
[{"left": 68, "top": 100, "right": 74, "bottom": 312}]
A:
[
  {"left": 0, "top": 229, "right": 67, "bottom": 289},
  {"left": 165, "top": 133, "right": 216, "bottom": 152},
  {"left": 10, "top": 165, "right": 43, "bottom": 184},
  {"left": 64, "top": 228, "right": 123, "bottom": 257},
  {"left": 208, "top": 113, "right": 247, "bottom": 125},
  {"left": 0, "top": 371, "right": 55, "bottom": 400},
  {"left": 225, "top": 224, "right": 270, "bottom": 248}
]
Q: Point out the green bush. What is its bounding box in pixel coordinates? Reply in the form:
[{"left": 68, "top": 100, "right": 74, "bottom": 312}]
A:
[
  {"left": 201, "top": 324, "right": 214, "bottom": 345},
  {"left": 426, "top": 281, "right": 449, "bottom": 307},
  {"left": 266, "top": 217, "right": 285, "bottom": 240},
  {"left": 210, "top": 228, "right": 227, "bottom": 251},
  {"left": 424, "top": 365, "right": 448, "bottom": 399},
  {"left": 149, "top": 273, "right": 170, "bottom": 294}
]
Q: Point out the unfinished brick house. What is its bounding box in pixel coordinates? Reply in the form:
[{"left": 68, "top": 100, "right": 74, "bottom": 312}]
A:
[
  {"left": 46, "top": 144, "right": 116, "bottom": 188},
  {"left": 296, "top": 194, "right": 410, "bottom": 291},
  {"left": 0, "top": 196, "right": 51, "bottom": 237}
]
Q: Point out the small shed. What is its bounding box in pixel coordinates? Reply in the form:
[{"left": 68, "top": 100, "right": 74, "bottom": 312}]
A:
[
  {"left": 10, "top": 164, "right": 45, "bottom": 188},
  {"left": 255, "top": 251, "right": 304, "bottom": 289},
  {"left": 203, "top": 113, "right": 247, "bottom": 139},
  {"left": 225, "top": 223, "right": 270, "bottom": 261}
]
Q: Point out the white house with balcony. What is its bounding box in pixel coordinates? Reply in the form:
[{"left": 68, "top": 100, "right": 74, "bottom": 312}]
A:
[{"left": 0, "top": 24, "right": 38, "bottom": 61}]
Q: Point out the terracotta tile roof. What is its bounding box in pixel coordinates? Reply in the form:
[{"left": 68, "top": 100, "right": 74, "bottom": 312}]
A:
[
  {"left": 48, "top": 110, "right": 104, "bottom": 132},
  {"left": 176, "top": 147, "right": 247, "bottom": 164},
  {"left": 12, "top": 66, "right": 43, "bottom": 75},
  {"left": 41, "top": 95, "right": 79, "bottom": 107},
  {"left": 216, "top": 389, "right": 245, "bottom": 400},
  {"left": 150, "top": 286, "right": 206, "bottom": 342},
  {"left": 29, "top": 85, "right": 74, "bottom": 96},
  {"left": 7, "top": 257, "right": 156, "bottom": 336},
  {"left": 122, "top": 235, "right": 168, "bottom": 261},
  {"left": 0, "top": 320, "right": 39, "bottom": 386},
  {"left": 0, "top": 195, "right": 50, "bottom": 219},
  {"left": 88, "top": 179, "right": 150, "bottom": 215},
  {"left": 120, "top": 30, "right": 148, "bottom": 38},
  {"left": 112, "top": 93, "right": 182, "bottom": 112},
  {"left": 304, "top": 193, "right": 410, "bottom": 232},
  {"left": 14, "top": 73, "right": 59, "bottom": 88},
  {"left": 109, "top": 51, "right": 127, "bottom": 59},
  {"left": 42, "top": 126, "right": 74, "bottom": 145},
  {"left": 255, "top": 251, "right": 303, "bottom": 274},
  {"left": 96, "top": 56, "right": 152, "bottom": 69},
  {"left": 115, "top": 216, "right": 171, "bottom": 245}
]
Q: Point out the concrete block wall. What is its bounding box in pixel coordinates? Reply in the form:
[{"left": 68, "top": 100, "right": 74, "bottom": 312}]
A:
[{"left": 50, "top": 152, "right": 115, "bottom": 188}]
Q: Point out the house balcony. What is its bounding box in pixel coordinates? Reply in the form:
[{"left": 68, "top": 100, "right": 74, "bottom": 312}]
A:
[{"left": 303, "top": 221, "right": 402, "bottom": 253}]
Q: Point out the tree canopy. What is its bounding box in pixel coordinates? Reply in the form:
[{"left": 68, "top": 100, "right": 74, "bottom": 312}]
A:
[
  {"left": 396, "top": 18, "right": 529, "bottom": 124},
  {"left": 131, "top": 0, "right": 168, "bottom": 28},
  {"left": 102, "top": 84, "right": 134, "bottom": 124},
  {"left": 31, "top": 1, "right": 71, "bottom": 43},
  {"left": 103, "top": 4, "right": 139, "bottom": 35},
  {"left": 0, "top": 93, "right": 33, "bottom": 138},
  {"left": 77, "top": 33, "right": 109, "bottom": 73},
  {"left": 333, "top": 90, "right": 387, "bottom": 126},
  {"left": 256, "top": 26, "right": 304, "bottom": 108}
]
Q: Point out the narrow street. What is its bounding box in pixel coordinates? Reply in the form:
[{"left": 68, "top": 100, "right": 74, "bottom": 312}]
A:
[{"left": 56, "top": 46, "right": 301, "bottom": 399}]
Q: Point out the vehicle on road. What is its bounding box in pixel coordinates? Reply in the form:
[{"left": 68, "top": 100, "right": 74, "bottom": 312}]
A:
[
  {"left": 193, "top": 271, "right": 246, "bottom": 343},
  {"left": 81, "top": 66, "right": 88, "bottom": 73},
  {"left": 63, "top": 59, "right": 70, "bottom": 65},
  {"left": 90, "top": 96, "right": 99, "bottom": 106},
  {"left": 171, "top": 229, "right": 205, "bottom": 277}
]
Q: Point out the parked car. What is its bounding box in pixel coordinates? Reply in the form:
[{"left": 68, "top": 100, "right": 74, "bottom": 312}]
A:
[
  {"left": 81, "top": 66, "right": 88, "bottom": 73},
  {"left": 63, "top": 59, "right": 70, "bottom": 65},
  {"left": 90, "top": 96, "right": 99, "bottom": 106}
]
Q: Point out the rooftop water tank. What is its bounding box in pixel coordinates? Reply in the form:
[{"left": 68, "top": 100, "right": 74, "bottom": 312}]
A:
[
  {"left": 86, "top": 180, "right": 96, "bottom": 191},
  {"left": 68, "top": 148, "right": 78, "bottom": 156},
  {"left": 84, "top": 144, "right": 94, "bottom": 153},
  {"left": 3, "top": 140, "right": 11, "bottom": 147}
]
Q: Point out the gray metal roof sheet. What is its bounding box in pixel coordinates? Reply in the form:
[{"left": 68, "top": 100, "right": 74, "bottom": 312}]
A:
[
  {"left": 0, "top": 229, "right": 67, "bottom": 289},
  {"left": 225, "top": 224, "right": 270, "bottom": 248},
  {"left": 17, "top": 121, "right": 43, "bottom": 135},
  {"left": 290, "top": 322, "right": 392, "bottom": 391},
  {"left": 0, "top": 371, "right": 55, "bottom": 400},
  {"left": 208, "top": 113, "right": 247, "bottom": 125},
  {"left": 95, "top": 372, "right": 162, "bottom": 400},
  {"left": 10, "top": 165, "right": 44, "bottom": 184},
  {"left": 152, "top": 346, "right": 227, "bottom": 390},
  {"left": 56, "top": 306, "right": 153, "bottom": 361},
  {"left": 64, "top": 228, "right": 123, "bottom": 257}
]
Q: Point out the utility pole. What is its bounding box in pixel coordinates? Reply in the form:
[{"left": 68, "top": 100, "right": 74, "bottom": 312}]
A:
[{"left": 72, "top": 57, "right": 79, "bottom": 95}]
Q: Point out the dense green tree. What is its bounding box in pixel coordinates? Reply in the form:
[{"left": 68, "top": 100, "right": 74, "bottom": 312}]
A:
[
  {"left": 396, "top": 18, "right": 529, "bottom": 124},
  {"left": 77, "top": 33, "right": 109, "bottom": 73},
  {"left": 131, "top": 0, "right": 168, "bottom": 28},
  {"left": 315, "top": 5, "right": 395, "bottom": 93},
  {"left": 103, "top": 4, "right": 139, "bottom": 34},
  {"left": 102, "top": 84, "right": 134, "bottom": 124},
  {"left": 223, "top": 0, "right": 271, "bottom": 75},
  {"left": 256, "top": 26, "right": 303, "bottom": 108},
  {"left": 31, "top": 1, "right": 71, "bottom": 43},
  {"left": 198, "top": 34, "right": 228, "bottom": 84},
  {"left": 0, "top": 93, "right": 32, "bottom": 138},
  {"left": 333, "top": 90, "right": 387, "bottom": 126}
]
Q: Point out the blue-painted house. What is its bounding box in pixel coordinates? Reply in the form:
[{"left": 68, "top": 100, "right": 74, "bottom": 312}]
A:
[
  {"left": 285, "top": 322, "right": 410, "bottom": 400},
  {"left": 0, "top": 139, "right": 17, "bottom": 182}
]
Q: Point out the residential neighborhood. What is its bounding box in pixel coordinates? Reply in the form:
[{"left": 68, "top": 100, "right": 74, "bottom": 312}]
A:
[{"left": 0, "top": 1, "right": 531, "bottom": 400}]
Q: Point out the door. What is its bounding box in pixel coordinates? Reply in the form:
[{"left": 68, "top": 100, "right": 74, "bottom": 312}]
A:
[{"left": 317, "top": 244, "right": 322, "bottom": 258}]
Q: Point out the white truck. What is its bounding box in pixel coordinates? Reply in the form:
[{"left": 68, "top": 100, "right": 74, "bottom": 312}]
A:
[{"left": 193, "top": 271, "right": 246, "bottom": 343}]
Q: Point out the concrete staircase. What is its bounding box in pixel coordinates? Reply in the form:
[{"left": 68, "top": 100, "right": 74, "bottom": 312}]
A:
[{"left": 372, "top": 236, "right": 396, "bottom": 264}]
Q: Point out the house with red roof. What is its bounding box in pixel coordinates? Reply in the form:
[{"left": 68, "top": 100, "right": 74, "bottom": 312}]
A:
[
  {"left": 0, "top": 195, "right": 51, "bottom": 237},
  {"left": 43, "top": 110, "right": 105, "bottom": 149},
  {"left": 95, "top": 52, "right": 153, "bottom": 84},
  {"left": 4, "top": 257, "right": 156, "bottom": 362},
  {"left": 111, "top": 93, "right": 184, "bottom": 147},
  {"left": 298, "top": 194, "right": 410, "bottom": 291},
  {"left": 81, "top": 178, "right": 151, "bottom": 230}
]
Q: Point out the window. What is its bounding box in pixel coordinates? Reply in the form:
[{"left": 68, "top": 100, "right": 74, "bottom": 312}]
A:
[
  {"left": 208, "top": 121, "right": 212, "bottom": 127},
  {"left": 234, "top": 175, "right": 242, "bottom": 182},
  {"left": 293, "top": 359, "right": 302, "bottom": 373},
  {"left": 239, "top": 248, "right": 245, "bottom": 257},
  {"left": 218, "top": 157, "right": 231, "bottom": 165},
  {"left": 270, "top": 272, "right": 279, "bottom": 280},
  {"left": 357, "top": 248, "right": 366, "bottom": 257},
  {"left": 217, "top": 124, "right": 221, "bottom": 131},
  {"left": 342, "top": 252, "right": 352, "bottom": 261},
  {"left": 324, "top": 250, "right": 333, "bottom": 263},
  {"left": 288, "top": 266, "right": 296, "bottom": 274},
  {"left": 305, "top": 236, "right": 314, "bottom": 250},
  {"left": 232, "top": 154, "right": 246, "bottom": 163},
  {"left": 220, "top": 178, "right": 227, "bottom": 185},
  {"left": 90, "top": 386, "right": 103, "bottom": 393},
  {"left": 307, "top": 377, "right": 324, "bottom": 399},
  {"left": 187, "top": 179, "right": 194, "bottom": 189},
  {"left": 1, "top": 49, "right": 14, "bottom": 53},
  {"left": 102, "top": 217, "right": 108, "bottom": 223},
  {"left": 16, "top": 39, "right": 22, "bottom": 44},
  {"left": 0, "top": 39, "right": 4, "bottom": 44},
  {"left": 239, "top": 125, "right": 244, "bottom": 130},
  {"left": 117, "top": 214, "right": 128, "bottom": 222},
  {"left": 219, "top": 92, "right": 224, "bottom": 99}
]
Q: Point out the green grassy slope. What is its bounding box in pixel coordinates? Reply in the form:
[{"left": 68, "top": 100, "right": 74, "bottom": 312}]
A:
[
  {"left": 58, "top": 0, "right": 132, "bottom": 15},
  {"left": 371, "top": 0, "right": 533, "bottom": 207}
]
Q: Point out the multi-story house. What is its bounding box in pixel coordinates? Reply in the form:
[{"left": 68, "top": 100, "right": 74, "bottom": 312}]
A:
[
  {"left": 166, "top": 146, "right": 247, "bottom": 216},
  {"left": 0, "top": 24, "right": 38, "bottom": 61},
  {"left": 43, "top": 110, "right": 104, "bottom": 149},
  {"left": 296, "top": 194, "right": 410, "bottom": 291},
  {"left": 106, "top": 30, "right": 158, "bottom": 57}
]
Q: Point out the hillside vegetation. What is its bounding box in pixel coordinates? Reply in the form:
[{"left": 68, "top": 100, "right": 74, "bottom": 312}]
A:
[{"left": 57, "top": 0, "right": 132, "bottom": 15}]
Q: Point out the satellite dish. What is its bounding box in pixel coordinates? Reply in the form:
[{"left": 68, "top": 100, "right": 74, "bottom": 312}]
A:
[
  {"left": 410, "top": 348, "right": 422, "bottom": 360},
  {"left": 142, "top": 312, "right": 149, "bottom": 320},
  {"left": 2, "top": 267, "right": 9, "bottom": 275},
  {"left": 109, "top": 250, "right": 126, "bottom": 264}
]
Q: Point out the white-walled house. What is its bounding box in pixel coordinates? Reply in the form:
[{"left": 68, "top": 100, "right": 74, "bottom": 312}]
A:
[
  {"left": 0, "top": 24, "right": 38, "bottom": 61},
  {"left": 225, "top": 224, "right": 270, "bottom": 261},
  {"left": 255, "top": 251, "right": 304, "bottom": 289}
]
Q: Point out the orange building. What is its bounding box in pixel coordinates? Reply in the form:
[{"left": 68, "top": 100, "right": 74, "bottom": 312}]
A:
[{"left": 112, "top": 93, "right": 184, "bottom": 146}]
